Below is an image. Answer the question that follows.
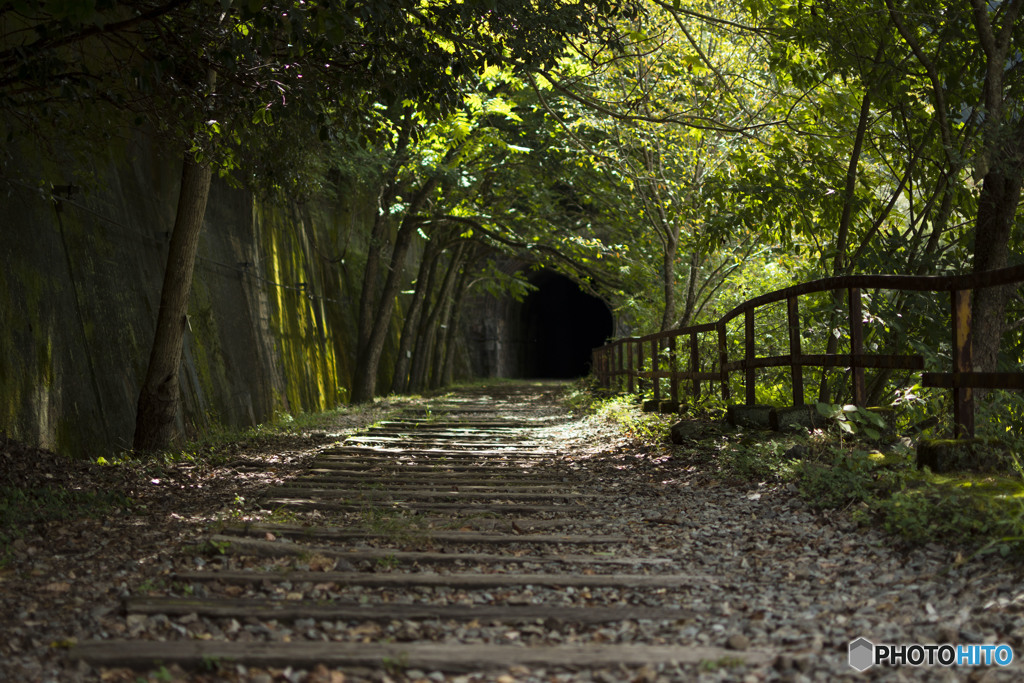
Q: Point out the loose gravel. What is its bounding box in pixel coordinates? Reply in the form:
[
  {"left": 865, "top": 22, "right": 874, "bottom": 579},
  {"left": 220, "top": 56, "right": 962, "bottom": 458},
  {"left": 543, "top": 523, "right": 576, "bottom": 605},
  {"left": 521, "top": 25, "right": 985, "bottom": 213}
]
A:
[{"left": 3, "top": 384, "right": 1023, "bottom": 682}]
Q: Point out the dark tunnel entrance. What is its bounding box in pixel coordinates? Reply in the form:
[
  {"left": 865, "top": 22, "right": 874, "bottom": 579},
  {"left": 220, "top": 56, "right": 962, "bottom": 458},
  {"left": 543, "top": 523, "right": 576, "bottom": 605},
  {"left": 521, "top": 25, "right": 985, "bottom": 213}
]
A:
[{"left": 519, "top": 272, "right": 614, "bottom": 379}]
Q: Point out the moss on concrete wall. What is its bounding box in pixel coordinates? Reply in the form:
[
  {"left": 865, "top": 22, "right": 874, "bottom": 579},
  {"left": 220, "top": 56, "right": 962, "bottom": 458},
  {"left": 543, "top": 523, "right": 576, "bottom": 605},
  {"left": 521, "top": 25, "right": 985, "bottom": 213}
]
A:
[{"left": 0, "top": 137, "right": 396, "bottom": 457}]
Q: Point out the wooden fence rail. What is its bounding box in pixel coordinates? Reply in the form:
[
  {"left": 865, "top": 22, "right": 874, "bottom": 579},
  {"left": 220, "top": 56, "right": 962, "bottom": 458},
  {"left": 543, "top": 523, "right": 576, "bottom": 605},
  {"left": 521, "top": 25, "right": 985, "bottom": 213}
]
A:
[{"left": 592, "top": 264, "right": 1024, "bottom": 438}]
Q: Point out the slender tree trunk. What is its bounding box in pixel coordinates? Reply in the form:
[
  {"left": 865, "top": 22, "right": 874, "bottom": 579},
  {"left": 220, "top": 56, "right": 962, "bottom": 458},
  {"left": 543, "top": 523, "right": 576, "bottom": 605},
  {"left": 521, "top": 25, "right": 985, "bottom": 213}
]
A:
[
  {"left": 351, "top": 116, "right": 414, "bottom": 402},
  {"left": 819, "top": 85, "right": 873, "bottom": 404},
  {"left": 354, "top": 210, "right": 392, "bottom": 364},
  {"left": 430, "top": 254, "right": 468, "bottom": 390},
  {"left": 350, "top": 217, "right": 418, "bottom": 403},
  {"left": 407, "top": 285, "right": 437, "bottom": 395},
  {"left": 133, "top": 156, "right": 213, "bottom": 451},
  {"left": 678, "top": 251, "right": 701, "bottom": 328},
  {"left": 919, "top": 173, "right": 955, "bottom": 268},
  {"left": 351, "top": 149, "right": 454, "bottom": 403},
  {"left": 439, "top": 267, "right": 472, "bottom": 388},
  {"left": 660, "top": 233, "right": 678, "bottom": 332},
  {"left": 409, "top": 246, "right": 463, "bottom": 393},
  {"left": 390, "top": 238, "right": 442, "bottom": 394}
]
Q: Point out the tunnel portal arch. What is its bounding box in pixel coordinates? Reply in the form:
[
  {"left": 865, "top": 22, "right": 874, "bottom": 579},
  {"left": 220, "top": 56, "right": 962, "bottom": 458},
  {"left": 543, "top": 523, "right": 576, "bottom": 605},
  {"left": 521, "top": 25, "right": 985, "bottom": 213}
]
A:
[{"left": 518, "top": 271, "right": 614, "bottom": 379}]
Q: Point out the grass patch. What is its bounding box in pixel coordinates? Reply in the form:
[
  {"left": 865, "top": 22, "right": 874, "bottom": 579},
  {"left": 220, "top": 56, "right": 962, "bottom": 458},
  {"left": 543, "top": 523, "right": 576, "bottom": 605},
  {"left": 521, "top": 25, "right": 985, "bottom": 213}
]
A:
[{"left": 588, "top": 394, "right": 672, "bottom": 444}]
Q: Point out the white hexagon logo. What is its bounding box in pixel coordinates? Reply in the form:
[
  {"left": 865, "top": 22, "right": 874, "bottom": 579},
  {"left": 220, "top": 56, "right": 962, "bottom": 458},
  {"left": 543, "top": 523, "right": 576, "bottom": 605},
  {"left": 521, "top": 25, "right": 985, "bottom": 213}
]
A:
[{"left": 849, "top": 637, "right": 874, "bottom": 671}]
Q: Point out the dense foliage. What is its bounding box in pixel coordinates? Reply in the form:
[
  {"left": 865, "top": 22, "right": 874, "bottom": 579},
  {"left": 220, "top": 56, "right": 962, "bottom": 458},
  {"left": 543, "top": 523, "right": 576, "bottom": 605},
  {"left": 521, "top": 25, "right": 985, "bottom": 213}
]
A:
[{"left": 2, "top": 0, "right": 1022, "bottom": 448}]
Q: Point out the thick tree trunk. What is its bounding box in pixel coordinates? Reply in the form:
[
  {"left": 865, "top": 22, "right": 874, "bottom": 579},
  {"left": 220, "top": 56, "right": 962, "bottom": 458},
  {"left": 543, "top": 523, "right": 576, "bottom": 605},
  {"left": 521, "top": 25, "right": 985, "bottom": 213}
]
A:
[
  {"left": 133, "top": 156, "right": 212, "bottom": 451},
  {"left": 971, "top": 168, "right": 1023, "bottom": 373},
  {"left": 390, "top": 238, "right": 441, "bottom": 395},
  {"left": 964, "top": 0, "right": 1023, "bottom": 373}
]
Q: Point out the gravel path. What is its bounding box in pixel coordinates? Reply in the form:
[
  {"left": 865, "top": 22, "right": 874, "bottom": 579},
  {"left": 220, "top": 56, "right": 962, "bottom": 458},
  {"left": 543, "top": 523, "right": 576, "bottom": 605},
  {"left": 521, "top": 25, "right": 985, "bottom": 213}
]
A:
[{"left": 4, "top": 383, "right": 1023, "bottom": 682}]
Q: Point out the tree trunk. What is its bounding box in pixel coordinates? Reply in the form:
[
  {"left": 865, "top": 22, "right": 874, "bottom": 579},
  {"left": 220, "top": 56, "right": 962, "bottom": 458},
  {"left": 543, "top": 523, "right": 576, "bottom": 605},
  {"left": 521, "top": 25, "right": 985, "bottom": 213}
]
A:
[
  {"left": 354, "top": 210, "right": 392, "bottom": 367},
  {"left": 963, "top": 0, "right": 1024, "bottom": 373},
  {"left": 133, "top": 156, "right": 213, "bottom": 451},
  {"left": 439, "top": 267, "right": 472, "bottom": 388},
  {"left": 390, "top": 238, "right": 442, "bottom": 394},
  {"left": 819, "top": 84, "right": 873, "bottom": 404},
  {"left": 430, "top": 255, "right": 469, "bottom": 390},
  {"left": 409, "top": 245, "right": 463, "bottom": 393},
  {"left": 350, "top": 116, "right": 414, "bottom": 403},
  {"left": 350, "top": 154, "right": 451, "bottom": 403},
  {"left": 678, "top": 251, "right": 701, "bottom": 328},
  {"left": 971, "top": 167, "right": 1023, "bottom": 373},
  {"left": 660, "top": 233, "right": 678, "bottom": 333},
  {"left": 350, "top": 217, "right": 417, "bottom": 403}
]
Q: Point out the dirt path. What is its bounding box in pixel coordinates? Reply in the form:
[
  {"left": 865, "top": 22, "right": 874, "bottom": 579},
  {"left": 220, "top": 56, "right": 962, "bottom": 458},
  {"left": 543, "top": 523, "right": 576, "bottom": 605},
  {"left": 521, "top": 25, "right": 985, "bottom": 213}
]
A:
[{"left": 4, "top": 383, "right": 1024, "bottom": 681}]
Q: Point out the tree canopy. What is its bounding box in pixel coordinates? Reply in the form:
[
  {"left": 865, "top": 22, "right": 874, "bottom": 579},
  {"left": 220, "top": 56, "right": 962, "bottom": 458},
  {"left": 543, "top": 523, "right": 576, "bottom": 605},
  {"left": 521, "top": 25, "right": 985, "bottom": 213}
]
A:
[{"left": 4, "top": 0, "right": 1023, "bottom": 448}]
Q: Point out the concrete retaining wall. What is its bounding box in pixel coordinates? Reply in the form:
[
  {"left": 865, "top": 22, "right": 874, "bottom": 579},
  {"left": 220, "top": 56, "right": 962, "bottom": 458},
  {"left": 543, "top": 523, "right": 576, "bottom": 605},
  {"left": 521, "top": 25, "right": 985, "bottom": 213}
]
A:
[{"left": 0, "top": 136, "right": 392, "bottom": 457}]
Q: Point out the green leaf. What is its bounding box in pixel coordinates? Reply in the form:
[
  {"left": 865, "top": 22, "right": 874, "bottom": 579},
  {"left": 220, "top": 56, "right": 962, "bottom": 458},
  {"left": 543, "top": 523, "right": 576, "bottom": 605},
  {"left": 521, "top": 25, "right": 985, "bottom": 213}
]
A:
[{"left": 864, "top": 411, "right": 886, "bottom": 428}]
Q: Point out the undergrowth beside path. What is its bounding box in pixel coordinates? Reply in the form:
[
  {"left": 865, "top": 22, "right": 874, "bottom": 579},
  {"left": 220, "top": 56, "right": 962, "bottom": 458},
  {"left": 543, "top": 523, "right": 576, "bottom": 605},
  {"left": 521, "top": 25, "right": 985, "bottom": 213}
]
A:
[{"left": 568, "top": 384, "right": 1024, "bottom": 563}]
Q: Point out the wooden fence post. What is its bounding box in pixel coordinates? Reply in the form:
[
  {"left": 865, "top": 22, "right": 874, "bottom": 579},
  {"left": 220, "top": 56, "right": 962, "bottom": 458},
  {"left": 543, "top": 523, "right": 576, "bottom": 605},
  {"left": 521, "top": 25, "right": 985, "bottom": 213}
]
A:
[
  {"left": 622, "top": 337, "right": 630, "bottom": 393},
  {"left": 848, "top": 287, "right": 865, "bottom": 406},
  {"left": 787, "top": 296, "right": 804, "bottom": 406},
  {"left": 641, "top": 338, "right": 649, "bottom": 397},
  {"left": 614, "top": 344, "right": 622, "bottom": 393},
  {"left": 651, "top": 337, "right": 661, "bottom": 401},
  {"left": 690, "top": 332, "right": 700, "bottom": 401},
  {"left": 951, "top": 289, "right": 975, "bottom": 438},
  {"left": 630, "top": 339, "right": 638, "bottom": 395},
  {"left": 669, "top": 335, "right": 680, "bottom": 404},
  {"left": 639, "top": 338, "right": 647, "bottom": 396},
  {"left": 718, "top": 323, "right": 730, "bottom": 402},
  {"left": 745, "top": 308, "right": 756, "bottom": 406}
]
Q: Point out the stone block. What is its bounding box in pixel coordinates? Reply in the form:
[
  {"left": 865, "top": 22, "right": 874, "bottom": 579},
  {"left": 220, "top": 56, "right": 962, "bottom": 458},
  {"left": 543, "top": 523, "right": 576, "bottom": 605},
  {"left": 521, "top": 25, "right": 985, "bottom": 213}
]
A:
[
  {"left": 726, "top": 404, "right": 776, "bottom": 429},
  {"left": 641, "top": 399, "right": 661, "bottom": 412},
  {"left": 658, "top": 401, "right": 683, "bottom": 414},
  {"left": 771, "top": 404, "right": 829, "bottom": 432}
]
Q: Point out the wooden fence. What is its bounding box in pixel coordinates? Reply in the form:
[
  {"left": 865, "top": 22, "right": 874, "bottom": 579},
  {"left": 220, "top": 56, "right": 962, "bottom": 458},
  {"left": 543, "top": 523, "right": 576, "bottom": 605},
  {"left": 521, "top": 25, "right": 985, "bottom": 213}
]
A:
[{"left": 592, "top": 264, "right": 1024, "bottom": 438}]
